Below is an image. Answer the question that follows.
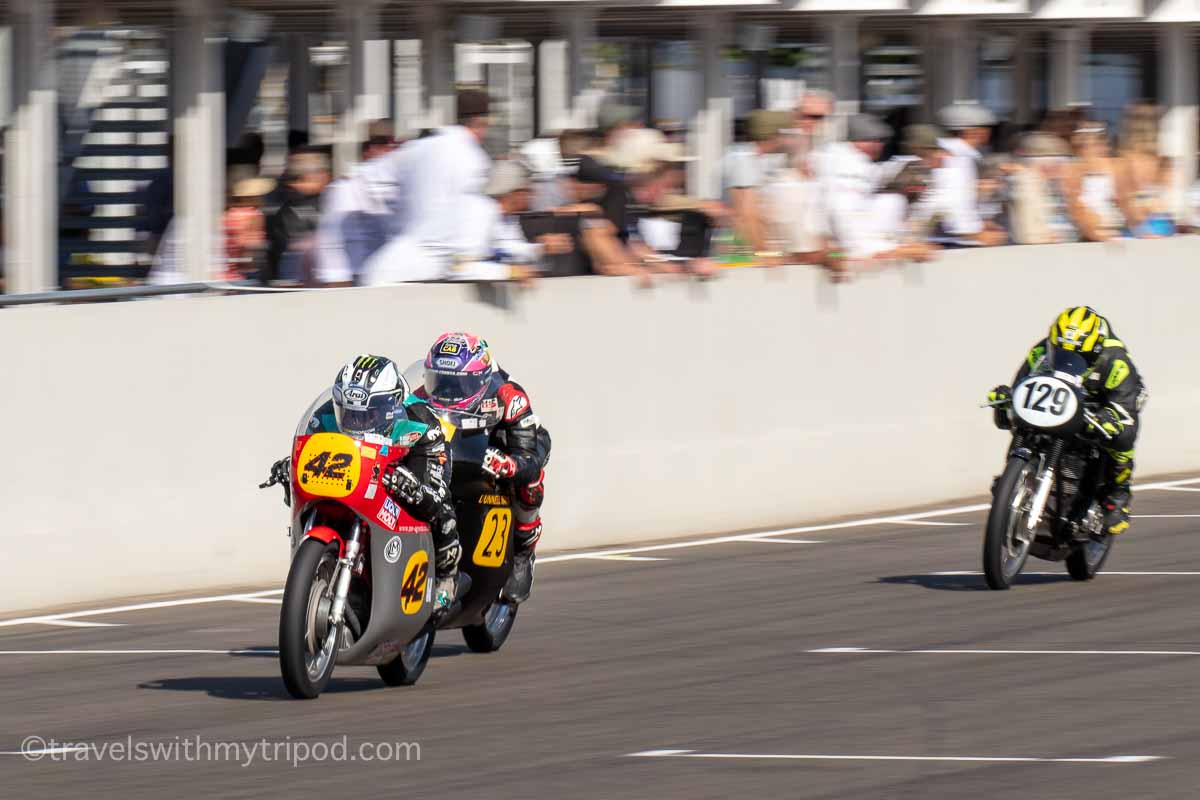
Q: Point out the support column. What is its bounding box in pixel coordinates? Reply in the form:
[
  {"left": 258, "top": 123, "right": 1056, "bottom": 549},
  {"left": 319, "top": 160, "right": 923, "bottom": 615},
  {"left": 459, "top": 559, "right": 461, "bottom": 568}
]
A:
[
  {"left": 337, "top": 0, "right": 387, "bottom": 174},
  {"left": 1013, "top": 28, "right": 1033, "bottom": 125},
  {"left": 825, "top": 16, "right": 860, "bottom": 119},
  {"left": 419, "top": 4, "right": 455, "bottom": 129},
  {"left": 689, "top": 13, "right": 732, "bottom": 200},
  {"left": 946, "top": 20, "right": 977, "bottom": 103},
  {"left": 0, "top": 26, "right": 11, "bottom": 131},
  {"left": 4, "top": 0, "right": 57, "bottom": 294},
  {"left": 537, "top": 40, "right": 570, "bottom": 134},
  {"left": 1159, "top": 24, "right": 1197, "bottom": 222},
  {"left": 561, "top": 8, "right": 598, "bottom": 130},
  {"left": 286, "top": 33, "right": 313, "bottom": 139},
  {"left": 1049, "top": 26, "right": 1088, "bottom": 109},
  {"left": 173, "top": 0, "right": 225, "bottom": 283}
]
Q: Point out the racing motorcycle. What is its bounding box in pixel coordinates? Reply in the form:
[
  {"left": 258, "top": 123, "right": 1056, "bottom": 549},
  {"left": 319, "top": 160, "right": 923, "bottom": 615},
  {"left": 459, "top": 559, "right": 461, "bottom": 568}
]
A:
[
  {"left": 982, "top": 349, "right": 1116, "bottom": 590},
  {"left": 402, "top": 363, "right": 522, "bottom": 654}
]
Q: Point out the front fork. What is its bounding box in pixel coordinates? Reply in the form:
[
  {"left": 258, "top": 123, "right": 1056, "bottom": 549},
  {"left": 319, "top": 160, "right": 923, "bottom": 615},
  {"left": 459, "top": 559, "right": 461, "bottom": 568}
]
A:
[
  {"left": 322, "top": 520, "right": 364, "bottom": 656},
  {"left": 1020, "top": 440, "right": 1065, "bottom": 536}
]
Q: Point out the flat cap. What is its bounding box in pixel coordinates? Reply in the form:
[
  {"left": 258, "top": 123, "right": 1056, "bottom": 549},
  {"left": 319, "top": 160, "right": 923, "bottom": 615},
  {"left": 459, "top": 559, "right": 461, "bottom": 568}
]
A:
[
  {"left": 846, "top": 113, "right": 893, "bottom": 142},
  {"left": 902, "top": 123, "right": 942, "bottom": 153},
  {"left": 938, "top": 101, "right": 996, "bottom": 131},
  {"left": 747, "top": 109, "right": 792, "bottom": 142},
  {"left": 485, "top": 160, "right": 530, "bottom": 197}
]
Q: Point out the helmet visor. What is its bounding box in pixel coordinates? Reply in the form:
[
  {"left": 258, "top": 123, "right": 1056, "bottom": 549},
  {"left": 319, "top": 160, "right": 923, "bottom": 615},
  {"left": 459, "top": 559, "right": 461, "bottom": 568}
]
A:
[
  {"left": 424, "top": 369, "right": 489, "bottom": 410},
  {"left": 333, "top": 391, "right": 402, "bottom": 438}
]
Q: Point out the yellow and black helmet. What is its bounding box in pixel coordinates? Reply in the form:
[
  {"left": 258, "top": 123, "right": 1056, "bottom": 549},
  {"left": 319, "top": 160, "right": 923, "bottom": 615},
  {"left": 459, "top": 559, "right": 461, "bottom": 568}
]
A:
[{"left": 1049, "top": 306, "right": 1109, "bottom": 356}]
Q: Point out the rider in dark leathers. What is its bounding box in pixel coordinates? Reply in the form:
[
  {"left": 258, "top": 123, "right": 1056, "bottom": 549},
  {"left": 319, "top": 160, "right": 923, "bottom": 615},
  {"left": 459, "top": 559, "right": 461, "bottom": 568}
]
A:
[{"left": 990, "top": 306, "right": 1146, "bottom": 536}]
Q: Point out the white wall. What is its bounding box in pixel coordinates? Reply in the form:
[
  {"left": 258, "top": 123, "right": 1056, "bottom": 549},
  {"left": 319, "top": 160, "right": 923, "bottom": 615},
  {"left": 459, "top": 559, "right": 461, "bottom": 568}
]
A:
[{"left": 2, "top": 240, "right": 1199, "bottom": 614}]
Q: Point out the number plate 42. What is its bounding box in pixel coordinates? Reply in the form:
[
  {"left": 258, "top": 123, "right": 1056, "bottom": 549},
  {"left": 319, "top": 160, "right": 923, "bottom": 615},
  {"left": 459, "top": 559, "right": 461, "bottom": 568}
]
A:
[
  {"left": 1013, "top": 375, "right": 1079, "bottom": 429},
  {"left": 297, "top": 433, "right": 362, "bottom": 498}
]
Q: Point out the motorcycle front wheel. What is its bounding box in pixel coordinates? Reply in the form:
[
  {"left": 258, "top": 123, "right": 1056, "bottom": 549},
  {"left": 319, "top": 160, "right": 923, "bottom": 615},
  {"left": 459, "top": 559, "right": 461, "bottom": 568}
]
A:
[
  {"left": 983, "top": 457, "right": 1038, "bottom": 590},
  {"left": 279, "top": 539, "right": 342, "bottom": 699}
]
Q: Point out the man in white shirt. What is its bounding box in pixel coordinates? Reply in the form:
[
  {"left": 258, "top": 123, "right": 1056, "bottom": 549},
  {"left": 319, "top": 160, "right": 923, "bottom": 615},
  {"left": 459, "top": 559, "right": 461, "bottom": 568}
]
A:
[
  {"left": 821, "top": 113, "right": 898, "bottom": 262},
  {"left": 934, "top": 102, "right": 1006, "bottom": 247},
  {"left": 362, "top": 90, "right": 496, "bottom": 285},
  {"left": 721, "top": 109, "right": 792, "bottom": 260}
]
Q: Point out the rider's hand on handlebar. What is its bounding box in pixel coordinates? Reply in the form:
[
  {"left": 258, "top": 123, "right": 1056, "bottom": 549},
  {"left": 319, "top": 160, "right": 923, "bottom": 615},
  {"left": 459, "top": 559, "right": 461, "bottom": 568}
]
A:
[
  {"left": 269, "top": 457, "right": 291, "bottom": 486},
  {"left": 383, "top": 464, "right": 422, "bottom": 505},
  {"left": 988, "top": 385, "right": 1012, "bottom": 405},
  {"left": 1088, "top": 406, "right": 1123, "bottom": 439},
  {"left": 482, "top": 448, "right": 518, "bottom": 479}
]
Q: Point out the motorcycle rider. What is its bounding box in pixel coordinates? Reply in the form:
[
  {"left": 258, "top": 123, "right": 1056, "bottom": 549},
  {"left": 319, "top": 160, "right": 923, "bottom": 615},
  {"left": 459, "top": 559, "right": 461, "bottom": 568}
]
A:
[
  {"left": 989, "top": 306, "right": 1146, "bottom": 535},
  {"left": 418, "top": 332, "right": 551, "bottom": 603},
  {"left": 268, "top": 355, "right": 464, "bottom": 608}
]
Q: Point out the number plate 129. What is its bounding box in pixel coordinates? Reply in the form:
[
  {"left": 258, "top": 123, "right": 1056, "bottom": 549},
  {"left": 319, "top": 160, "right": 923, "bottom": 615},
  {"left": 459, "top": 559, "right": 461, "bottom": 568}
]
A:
[{"left": 1013, "top": 376, "right": 1079, "bottom": 429}]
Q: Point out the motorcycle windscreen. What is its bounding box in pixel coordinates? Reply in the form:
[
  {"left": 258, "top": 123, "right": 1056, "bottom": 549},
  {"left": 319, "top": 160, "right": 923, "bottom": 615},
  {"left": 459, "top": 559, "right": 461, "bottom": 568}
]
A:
[
  {"left": 295, "top": 388, "right": 335, "bottom": 438},
  {"left": 1043, "top": 347, "right": 1090, "bottom": 386}
]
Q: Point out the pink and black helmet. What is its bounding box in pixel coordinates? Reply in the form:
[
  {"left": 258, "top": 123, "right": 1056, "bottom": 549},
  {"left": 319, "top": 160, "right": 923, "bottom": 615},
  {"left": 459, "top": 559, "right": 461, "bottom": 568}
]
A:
[{"left": 423, "top": 332, "right": 496, "bottom": 412}]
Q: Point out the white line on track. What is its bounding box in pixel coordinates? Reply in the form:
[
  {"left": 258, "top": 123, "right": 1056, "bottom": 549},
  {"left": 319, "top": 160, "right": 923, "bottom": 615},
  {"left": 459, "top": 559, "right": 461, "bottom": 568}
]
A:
[
  {"left": 35, "top": 620, "right": 125, "bottom": 628},
  {"left": 891, "top": 521, "right": 971, "bottom": 527},
  {"left": 932, "top": 570, "right": 1200, "bottom": 576},
  {"left": 0, "top": 746, "right": 91, "bottom": 757},
  {"left": 1159, "top": 486, "right": 1200, "bottom": 492},
  {"left": 580, "top": 555, "right": 668, "bottom": 562},
  {"left": 811, "top": 647, "right": 1200, "bottom": 656},
  {"left": 627, "top": 749, "right": 1162, "bottom": 765},
  {"left": 228, "top": 597, "right": 284, "bottom": 604},
  {"left": 0, "top": 649, "right": 279, "bottom": 656},
  {"left": 1134, "top": 514, "right": 1200, "bottom": 518},
  {"left": 740, "top": 538, "right": 826, "bottom": 544},
  {"left": 1, "top": 475, "right": 1195, "bottom": 629},
  {"left": 0, "top": 590, "right": 284, "bottom": 629}
]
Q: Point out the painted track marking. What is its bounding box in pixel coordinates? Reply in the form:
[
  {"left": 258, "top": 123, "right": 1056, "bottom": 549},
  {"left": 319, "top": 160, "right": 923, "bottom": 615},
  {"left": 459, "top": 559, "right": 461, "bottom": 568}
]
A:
[
  {"left": 0, "top": 649, "right": 279, "bottom": 656},
  {"left": 932, "top": 570, "right": 1200, "bottom": 577},
  {"left": 811, "top": 647, "right": 1200, "bottom": 656},
  {"left": 627, "top": 749, "right": 1162, "bottom": 765}
]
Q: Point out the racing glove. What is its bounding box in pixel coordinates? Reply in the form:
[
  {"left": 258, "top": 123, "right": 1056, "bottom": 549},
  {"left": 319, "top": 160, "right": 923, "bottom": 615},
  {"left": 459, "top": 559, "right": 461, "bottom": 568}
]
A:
[
  {"left": 269, "top": 457, "right": 291, "bottom": 486},
  {"left": 988, "top": 385, "right": 1013, "bottom": 431},
  {"left": 382, "top": 464, "right": 423, "bottom": 505},
  {"left": 1088, "top": 406, "right": 1124, "bottom": 439},
  {"left": 482, "top": 448, "right": 518, "bottom": 479}
]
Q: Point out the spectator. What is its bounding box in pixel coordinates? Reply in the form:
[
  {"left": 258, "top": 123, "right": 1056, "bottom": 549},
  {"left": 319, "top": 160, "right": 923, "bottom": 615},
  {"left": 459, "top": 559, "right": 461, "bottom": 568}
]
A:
[
  {"left": 362, "top": 89, "right": 496, "bottom": 284},
  {"left": 896, "top": 123, "right": 948, "bottom": 240},
  {"left": 1009, "top": 132, "right": 1078, "bottom": 244},
  {"left": 474, "top": 160, "right": 573, "bottom": 276},
  {"left": 792, "top": 89, "right": 834, "bottom": 171},
  {"left": 315, "top": 120, "right": 400, "bottom": 286},
  {"left": 721, "top": 109, "right": 792, "bottom": 261},
  {"left": 1064, "top": 121, "right": 1123, "bottom": 242},
  {"left": 266, "top": 148, "right": 332, "bottom": 285},
  {"left": 523, "top": 157, "right": 629, "bottom": 277},
  {"left": 821, "top": 113, "right": 897, "bottom": 263},
  {"left": 222, "top": 176, "right": 274, "bottom": 281},
  {"left": 936, "top": 102, "right": 1006, "bottom": 246},
  {"left": 978, "top": 154, "right": 1014, "bottom": 236}
]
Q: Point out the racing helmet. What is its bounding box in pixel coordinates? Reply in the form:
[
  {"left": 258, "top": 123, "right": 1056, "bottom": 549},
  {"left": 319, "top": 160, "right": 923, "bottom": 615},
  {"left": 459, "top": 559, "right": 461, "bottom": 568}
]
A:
[
  {"left": 1049, "top": 306, "right": 1109, "bottom": 360},
  {"left": 423, "top": 332, "right": 495, "bottom": 412},
  {"left": 332, "top": 355, "right": 409, "bottom": 438}
]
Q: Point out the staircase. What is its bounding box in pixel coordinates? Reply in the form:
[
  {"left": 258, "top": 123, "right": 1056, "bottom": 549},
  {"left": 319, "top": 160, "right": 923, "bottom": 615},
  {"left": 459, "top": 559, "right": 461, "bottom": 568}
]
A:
[{"left": 59, "top": 28, "right": 171, "bottom": 287}]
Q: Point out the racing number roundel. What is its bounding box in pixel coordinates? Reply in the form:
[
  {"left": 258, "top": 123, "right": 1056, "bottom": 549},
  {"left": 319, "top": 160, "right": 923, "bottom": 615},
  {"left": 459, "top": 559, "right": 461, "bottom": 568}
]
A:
[
  {"left": 400, "top": 550, "right": 430, "bottom": 615},
  {"left": 473, "top": 508, "right": 512, "bottom": 568},
  {"left": 297, "top": 433, "right": 361, "bottom": 498}
]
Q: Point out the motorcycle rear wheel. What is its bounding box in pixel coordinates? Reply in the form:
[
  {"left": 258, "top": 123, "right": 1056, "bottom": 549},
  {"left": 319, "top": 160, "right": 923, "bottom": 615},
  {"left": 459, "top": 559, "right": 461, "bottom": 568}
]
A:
[
  {"left": 280, "top": 539, "right": 342, "bottom": 700},
  {"left": 983, "top": 457, "right": 1037, "bottom": 590},
  {"left": 377, "top": 627, "right": 436, "bottom": 686},
  {"left": 462, "top": 600, "right": 519, "bottom": 653},
  {"left": 1066, "top": 534, "right": 1113, "bottom": 581}
]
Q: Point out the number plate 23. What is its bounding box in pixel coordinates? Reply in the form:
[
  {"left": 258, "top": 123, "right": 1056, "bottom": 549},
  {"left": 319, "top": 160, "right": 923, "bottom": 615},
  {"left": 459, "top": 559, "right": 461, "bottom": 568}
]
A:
[{"left": 1013, "top": 376, "right": 1079, "bottom": 429}]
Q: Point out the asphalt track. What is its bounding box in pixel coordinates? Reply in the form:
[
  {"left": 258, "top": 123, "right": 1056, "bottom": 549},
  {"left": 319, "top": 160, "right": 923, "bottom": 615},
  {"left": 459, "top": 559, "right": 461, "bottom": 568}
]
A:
[{"left": 3, "top": 476, "right": 1200, "bottom": 798}]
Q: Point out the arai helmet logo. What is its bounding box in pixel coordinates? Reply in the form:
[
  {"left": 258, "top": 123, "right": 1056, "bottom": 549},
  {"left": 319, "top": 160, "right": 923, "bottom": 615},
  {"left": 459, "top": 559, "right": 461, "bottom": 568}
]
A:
[
  {"left": 383, "top": 535, "right": 403, "bottom": 564},
  {"left": 343, "top": 387, "right": 369, "bottom": 407}
]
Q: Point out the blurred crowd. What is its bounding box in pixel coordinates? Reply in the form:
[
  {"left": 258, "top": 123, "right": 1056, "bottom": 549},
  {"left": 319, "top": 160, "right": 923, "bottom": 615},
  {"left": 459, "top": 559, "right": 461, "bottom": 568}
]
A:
[{"left": 152, "top": 89, "right": 1200, "bottom": 288}]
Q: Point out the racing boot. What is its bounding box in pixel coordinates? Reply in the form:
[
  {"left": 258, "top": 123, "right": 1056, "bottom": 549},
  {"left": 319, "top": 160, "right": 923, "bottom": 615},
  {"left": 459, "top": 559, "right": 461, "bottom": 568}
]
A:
[
  {"left": 1102, "top": 487, "right": 1132, "bottom": 536},
  {"left": 502, "top": 519, "right": 540, "bottom": 604},
  {"left": 1101, "top": 452, "right": 1134, "bottom": 536},
  {"left": 432, "top": 528, "right": 463, "bottom": 612}
]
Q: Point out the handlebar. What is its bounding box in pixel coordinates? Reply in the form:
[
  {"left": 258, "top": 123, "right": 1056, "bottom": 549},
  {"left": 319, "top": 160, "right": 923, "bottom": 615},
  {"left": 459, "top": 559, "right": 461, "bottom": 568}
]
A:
[{"left": 1082, "top": 408, "right": 1114, "bottom": 441}]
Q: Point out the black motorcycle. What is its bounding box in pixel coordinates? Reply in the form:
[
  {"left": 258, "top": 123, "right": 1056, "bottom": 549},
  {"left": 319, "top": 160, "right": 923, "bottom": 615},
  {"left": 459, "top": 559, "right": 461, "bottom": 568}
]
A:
[{"left": 982, "top": 349, "right": 1116, "bottom": 590}]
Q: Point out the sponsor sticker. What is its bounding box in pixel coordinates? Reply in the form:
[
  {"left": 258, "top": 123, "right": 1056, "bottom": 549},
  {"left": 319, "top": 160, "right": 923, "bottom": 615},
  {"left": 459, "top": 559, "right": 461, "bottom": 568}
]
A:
[
  {"left": 505, "top": 393, "right": 528, "bottom": 420},
  {"left": 377, "top": 497, "right": 401, "bottom": 530},
  {"left": 400, "top": 431, "right": 422, "bottom": 446},
  {"left": 343, "top": 387, "right": 369, "bottom": 407},
  {"left": 440, "top": 341, "right": 461, "bottom": 354},
  {"left": 383, "top": 535, "right": 403, "bottom": 564},
  {"left": 436, "top": 357, "right": 460, "bottom": 369},
  {"left": 480, "top": 398, "right": 499, "bottom": 413}
]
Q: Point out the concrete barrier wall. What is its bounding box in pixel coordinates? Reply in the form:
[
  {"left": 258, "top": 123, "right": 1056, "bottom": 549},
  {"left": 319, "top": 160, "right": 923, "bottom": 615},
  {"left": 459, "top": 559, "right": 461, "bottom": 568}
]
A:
[{"left": 3, "top": 239, "right": 1199, "bottom": 613}]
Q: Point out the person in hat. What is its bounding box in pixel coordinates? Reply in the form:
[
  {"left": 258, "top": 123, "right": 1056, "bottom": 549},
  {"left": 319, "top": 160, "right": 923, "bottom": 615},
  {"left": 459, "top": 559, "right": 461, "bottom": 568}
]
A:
[
  {"left": 721, "top": 109, "right": 793, "bottom": 263},
  {"left": 819, "top": 113, "right": 897, "bottom": 264},
  {"left": 935, "top": 102, "right": 1006, "bottom": 246},
  {"left": 476, "top": 160, "right": 574, "bottom": 276},
  {"left": 222, "top": 174, "right": 275, "bottom": 281},
  {"left": 1009, "top": 132, "right": 1078, "bottom": 244}
]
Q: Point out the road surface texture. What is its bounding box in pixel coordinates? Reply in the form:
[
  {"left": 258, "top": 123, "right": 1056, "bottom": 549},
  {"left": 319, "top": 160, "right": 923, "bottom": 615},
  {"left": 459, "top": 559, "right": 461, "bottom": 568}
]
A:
[{"left": 2, "top": 476, "right": 1198, "bottom": 798}]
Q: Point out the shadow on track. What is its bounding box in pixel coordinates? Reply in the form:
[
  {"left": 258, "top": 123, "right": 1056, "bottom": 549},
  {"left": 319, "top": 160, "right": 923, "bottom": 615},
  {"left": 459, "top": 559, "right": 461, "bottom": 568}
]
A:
[
  {"left": 879, "top": 573, "right": 1073, "bottom": 591},
  {"left": 138, "top": 676, "right": 382, "bottom": 701}
]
